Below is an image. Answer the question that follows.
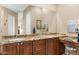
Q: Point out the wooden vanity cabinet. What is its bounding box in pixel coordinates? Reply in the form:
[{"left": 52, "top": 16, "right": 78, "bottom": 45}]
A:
[
  {"left": 2, "top": 37, "right": 65, "bottom": 55},
  {"left": 3, "top": 43, "right": 18, "bottom": 55},
  {"left": 33, "top": 39, "right": 46, "bottom": 55}
]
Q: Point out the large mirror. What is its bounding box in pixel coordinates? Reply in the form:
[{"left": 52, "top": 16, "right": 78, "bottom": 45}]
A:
[
  {"left": 18, "top": 5, "right": 57, "bottom": 35},
  {"left": 0, "top": 4, "right": 57, "bottom": 36}
]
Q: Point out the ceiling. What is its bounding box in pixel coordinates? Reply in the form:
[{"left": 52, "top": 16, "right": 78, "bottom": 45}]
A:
[
  {"left": 31, "top": 4, "right": 57, "bottom": 11},
  {"left": 0, "top": 4, "right": 57, "bottom": 12},
  {"left": 1, "top": 4, "right": 29, "bottom": 12}
]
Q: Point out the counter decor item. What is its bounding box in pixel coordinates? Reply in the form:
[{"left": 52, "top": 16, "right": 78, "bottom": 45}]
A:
[
  {"left": 33, "top": 27, "right": 36, "bottom": 33},
  {"left": 18, "top": 26, "right": 20, "bottom": 34}
]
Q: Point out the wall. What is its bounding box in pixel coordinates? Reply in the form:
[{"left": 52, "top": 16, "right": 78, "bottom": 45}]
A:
[
  {"left": 23, "top": 6, "right": 32, "bottom": 34},
  {"left": 0, "top": 6, "right": 5, "bottom": 35},
  {"left": 42, "top": 8, "right": 57, "bottom": 33},
  {"left": 57, "top": 4, "right": 79, "bottom": 34}
]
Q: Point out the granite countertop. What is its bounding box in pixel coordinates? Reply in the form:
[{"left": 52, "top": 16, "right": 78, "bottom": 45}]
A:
[
  {"left": 68, "top": 34, "right": 77, "bottom": 38},
  {"left": 0, "top": 34, "right": 67, "bottom": 45},
  {"left": 59, "top": 36, "right": 78, "bottom": 43}
]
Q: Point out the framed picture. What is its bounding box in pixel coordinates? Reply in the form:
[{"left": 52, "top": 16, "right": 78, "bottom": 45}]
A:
[{"left": 36, "top": 20, "right": 42, "bottom": 29}]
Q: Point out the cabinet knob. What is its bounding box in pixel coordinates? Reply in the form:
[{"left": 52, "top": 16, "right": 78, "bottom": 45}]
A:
[{"left": 21, "top": 42, "right": 23, "bottom": 45}]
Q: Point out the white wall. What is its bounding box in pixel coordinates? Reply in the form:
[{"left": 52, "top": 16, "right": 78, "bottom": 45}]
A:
[
  {"left": 8, "top": 14, "right": 15, "bottom": 35},
  {"left": 57, "top": 4, "right": 79, "bottom": 34},
  {"left": 23, "top": 6, "right": 32, "bottom": 34},
  {"left": 18, "top": 12, "right": 24, "bottom": 35},
  {"left": 26, "top": 11, "right": 32, "bottom": 34},
  {"left": 42, "top": 8, "right": 57, "bottom": 33}
]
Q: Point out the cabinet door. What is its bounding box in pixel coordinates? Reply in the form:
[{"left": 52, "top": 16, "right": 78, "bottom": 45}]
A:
[
  {"left": 58, "top": 41, "right": 65, "bottom": 55},
  {"left": 53, "top": 38, "right": 60, "bottom": 54},
  {"left": 0, "top": 45, "right": 1, "bottom": 54},
  {"left": 46, "top": 38, "right": 54, "bottom": 55},
  {"left": 46, "top": 38, "right": 60, "bottom": 55},
  {"left": 19, "top": 41, "right": 33, "bottom": 55},
  {"left": 53, "top": 38, "right": 65, "bottom": 55},
  {"left": 46, "top": 38, "right": 65, "bottom": 55},
  {"left": 33, "top": 40, "right": 46, "bottom": 55},
  {"left": 3, "top": 43, "right": 18, "bottom": 55}
]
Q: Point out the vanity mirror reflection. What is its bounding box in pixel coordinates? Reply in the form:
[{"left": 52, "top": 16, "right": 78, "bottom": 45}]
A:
[
  {"left": 15, "top": 5, "right": 57, "bottom": 35},
  {"left": 0, "top": 6, "right": 17, "bottom": 36},
  {"left": 0, "top": 5, "right": 57, "bottom": 36}
]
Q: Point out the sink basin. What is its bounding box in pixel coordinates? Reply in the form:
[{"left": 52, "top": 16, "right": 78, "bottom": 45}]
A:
[{"left": 9, "top": 38, "right": 25, "bottom": 42}]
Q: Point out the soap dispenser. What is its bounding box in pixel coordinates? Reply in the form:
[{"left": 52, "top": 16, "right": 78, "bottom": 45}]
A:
[{"left": 33, "top": 27, "right": 36, "bottom": 34}]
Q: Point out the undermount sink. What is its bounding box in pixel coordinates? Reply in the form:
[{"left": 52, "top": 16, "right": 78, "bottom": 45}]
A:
[{"left": 9, "top": 38, "right": 25, "bottom": 42}]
